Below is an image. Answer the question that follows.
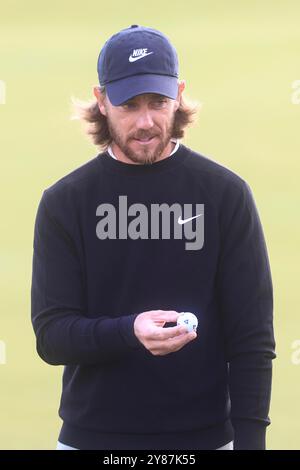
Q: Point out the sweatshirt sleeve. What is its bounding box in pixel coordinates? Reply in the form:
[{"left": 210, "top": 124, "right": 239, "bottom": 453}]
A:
[
  {"left": 216, "top": 180, "right": 276, "bottom": 450},
  {"left": 31, "top": 190, "right": 142, "bottom": 366}
]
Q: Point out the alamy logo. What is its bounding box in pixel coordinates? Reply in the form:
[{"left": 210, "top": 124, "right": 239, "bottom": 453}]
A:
[
  {"left": 129, "top": 48, "right": 154, "bottom": 63},
  {"left": 96, "top": 196, "right": 204, "bottom": 251}
]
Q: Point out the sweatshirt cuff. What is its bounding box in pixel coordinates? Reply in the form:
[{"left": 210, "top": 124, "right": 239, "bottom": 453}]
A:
[
  {"left": 232, "top": 419, "right": 267, "bottom": 449},
  {"left": 118, "top": 313, "right": 144, "bottom": 350}
]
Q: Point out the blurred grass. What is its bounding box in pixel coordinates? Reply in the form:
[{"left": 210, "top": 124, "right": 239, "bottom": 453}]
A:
[{"left": 0, "top": 0, "right": 299, "bottom": 449}]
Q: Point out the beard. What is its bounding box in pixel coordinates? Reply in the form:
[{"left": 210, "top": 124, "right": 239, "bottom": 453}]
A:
[{"left": 106, "top": 114, "right": 176, "bottom": 165}]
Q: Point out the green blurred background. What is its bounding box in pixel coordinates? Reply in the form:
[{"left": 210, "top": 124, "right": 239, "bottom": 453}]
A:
[{"left": 0, "top": 0, "right": 299, "bottom": 450}]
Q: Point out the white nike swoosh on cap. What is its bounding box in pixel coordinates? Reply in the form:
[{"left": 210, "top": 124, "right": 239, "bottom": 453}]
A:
[
  {"left": 178, "top": 214, "right": 203, "bottom": 225},
  {"left": 129, "top": 52, "right": 154, "bottom": 62}
]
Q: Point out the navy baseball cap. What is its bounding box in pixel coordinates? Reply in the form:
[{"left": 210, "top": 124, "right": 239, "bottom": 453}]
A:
[{"left": 97, "top": 25, "right": 179, "bottom": 106}]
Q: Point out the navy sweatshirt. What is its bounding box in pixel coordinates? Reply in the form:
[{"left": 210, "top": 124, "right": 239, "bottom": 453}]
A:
[{"left": 31, "top": 143, "right": 276, "bottom": 450}]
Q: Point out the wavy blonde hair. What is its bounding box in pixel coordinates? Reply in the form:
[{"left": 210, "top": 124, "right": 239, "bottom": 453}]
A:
[{"left": 71, "top": 86, "right": 200, "bottom": 151}]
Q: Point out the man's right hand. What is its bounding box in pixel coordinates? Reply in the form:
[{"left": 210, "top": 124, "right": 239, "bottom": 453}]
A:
[{"left": 133, "top": 310, "right": 197, "bottom": 356}]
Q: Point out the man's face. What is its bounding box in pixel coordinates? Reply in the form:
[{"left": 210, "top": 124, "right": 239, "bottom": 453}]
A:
[{"left": 95, "top": 81, "right": 185, "bottom": 165}]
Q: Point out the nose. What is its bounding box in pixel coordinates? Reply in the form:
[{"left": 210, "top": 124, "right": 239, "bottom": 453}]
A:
[{"left": 135, "top": 108, "right": 154, "bottom": 130}]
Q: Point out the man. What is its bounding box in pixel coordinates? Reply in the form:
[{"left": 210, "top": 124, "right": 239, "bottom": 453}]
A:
[{"left": 31, "top": 25, "right": 276, "bottom": 450}]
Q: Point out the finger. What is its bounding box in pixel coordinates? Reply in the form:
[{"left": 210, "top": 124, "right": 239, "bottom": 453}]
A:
[
  {"left": 143, "top": 326, "right": 187, "bottom": 350},
  {"left": 168, "top": 330, "right": 197, "bottom": 346},
  {"left": 152, "top": 310, "right": 182, "bottom": 323},
  {"left": 170, "top": 331, "right": 197, "bottom": 352},
  {"left": 150, "top": 331, "right": 197, "bottom": 355},
  {"left": 151, "top": 324, "right": 188, "bottom": 341}
]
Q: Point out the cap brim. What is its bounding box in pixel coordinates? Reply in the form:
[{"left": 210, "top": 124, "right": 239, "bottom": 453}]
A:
[{"left": 105, "top": 74, "right": 178, "bottom": 106}]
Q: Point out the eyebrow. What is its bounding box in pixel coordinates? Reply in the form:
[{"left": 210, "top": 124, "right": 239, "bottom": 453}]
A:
[{"left": 124, "top": 94, "right": 168, "bottom": 104}]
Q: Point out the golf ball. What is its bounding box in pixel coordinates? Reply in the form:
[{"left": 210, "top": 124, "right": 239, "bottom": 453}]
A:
[{"left": 177, "top": 312, "right": 198, "bottom": 333}]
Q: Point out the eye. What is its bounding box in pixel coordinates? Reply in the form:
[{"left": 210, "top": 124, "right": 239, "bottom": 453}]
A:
[
  {"left": 152, "top": 99, "right": 168, "bottom": 107},
  {"left": 122, "top": 101, "right": 137, "bottom": 109}
]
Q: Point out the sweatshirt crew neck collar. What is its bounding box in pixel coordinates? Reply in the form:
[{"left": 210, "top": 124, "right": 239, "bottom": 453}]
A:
[
  {"left": 100, "top": 141, "right": 188, "bottom": 176},
  {"left": 107, "top": 138, "right": 179, "bottom": 160}
]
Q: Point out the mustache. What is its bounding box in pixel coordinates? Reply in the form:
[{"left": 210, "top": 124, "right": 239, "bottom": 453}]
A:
[{"left": 131, "top": 133, "right": 158, "bottom": 140}]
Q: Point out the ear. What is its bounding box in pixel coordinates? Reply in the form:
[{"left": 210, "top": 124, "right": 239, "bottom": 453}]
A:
[
  {"left": 174, "top": 80, "right": 185, "bottom": 111},
  {"left": 93, "top": 86, "right": 107, "bottom": 116}
]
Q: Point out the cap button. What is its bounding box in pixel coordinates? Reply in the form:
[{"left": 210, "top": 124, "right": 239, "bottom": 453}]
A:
[{"left": 130, "top": 24, "right": 139, "bottom": 28}]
